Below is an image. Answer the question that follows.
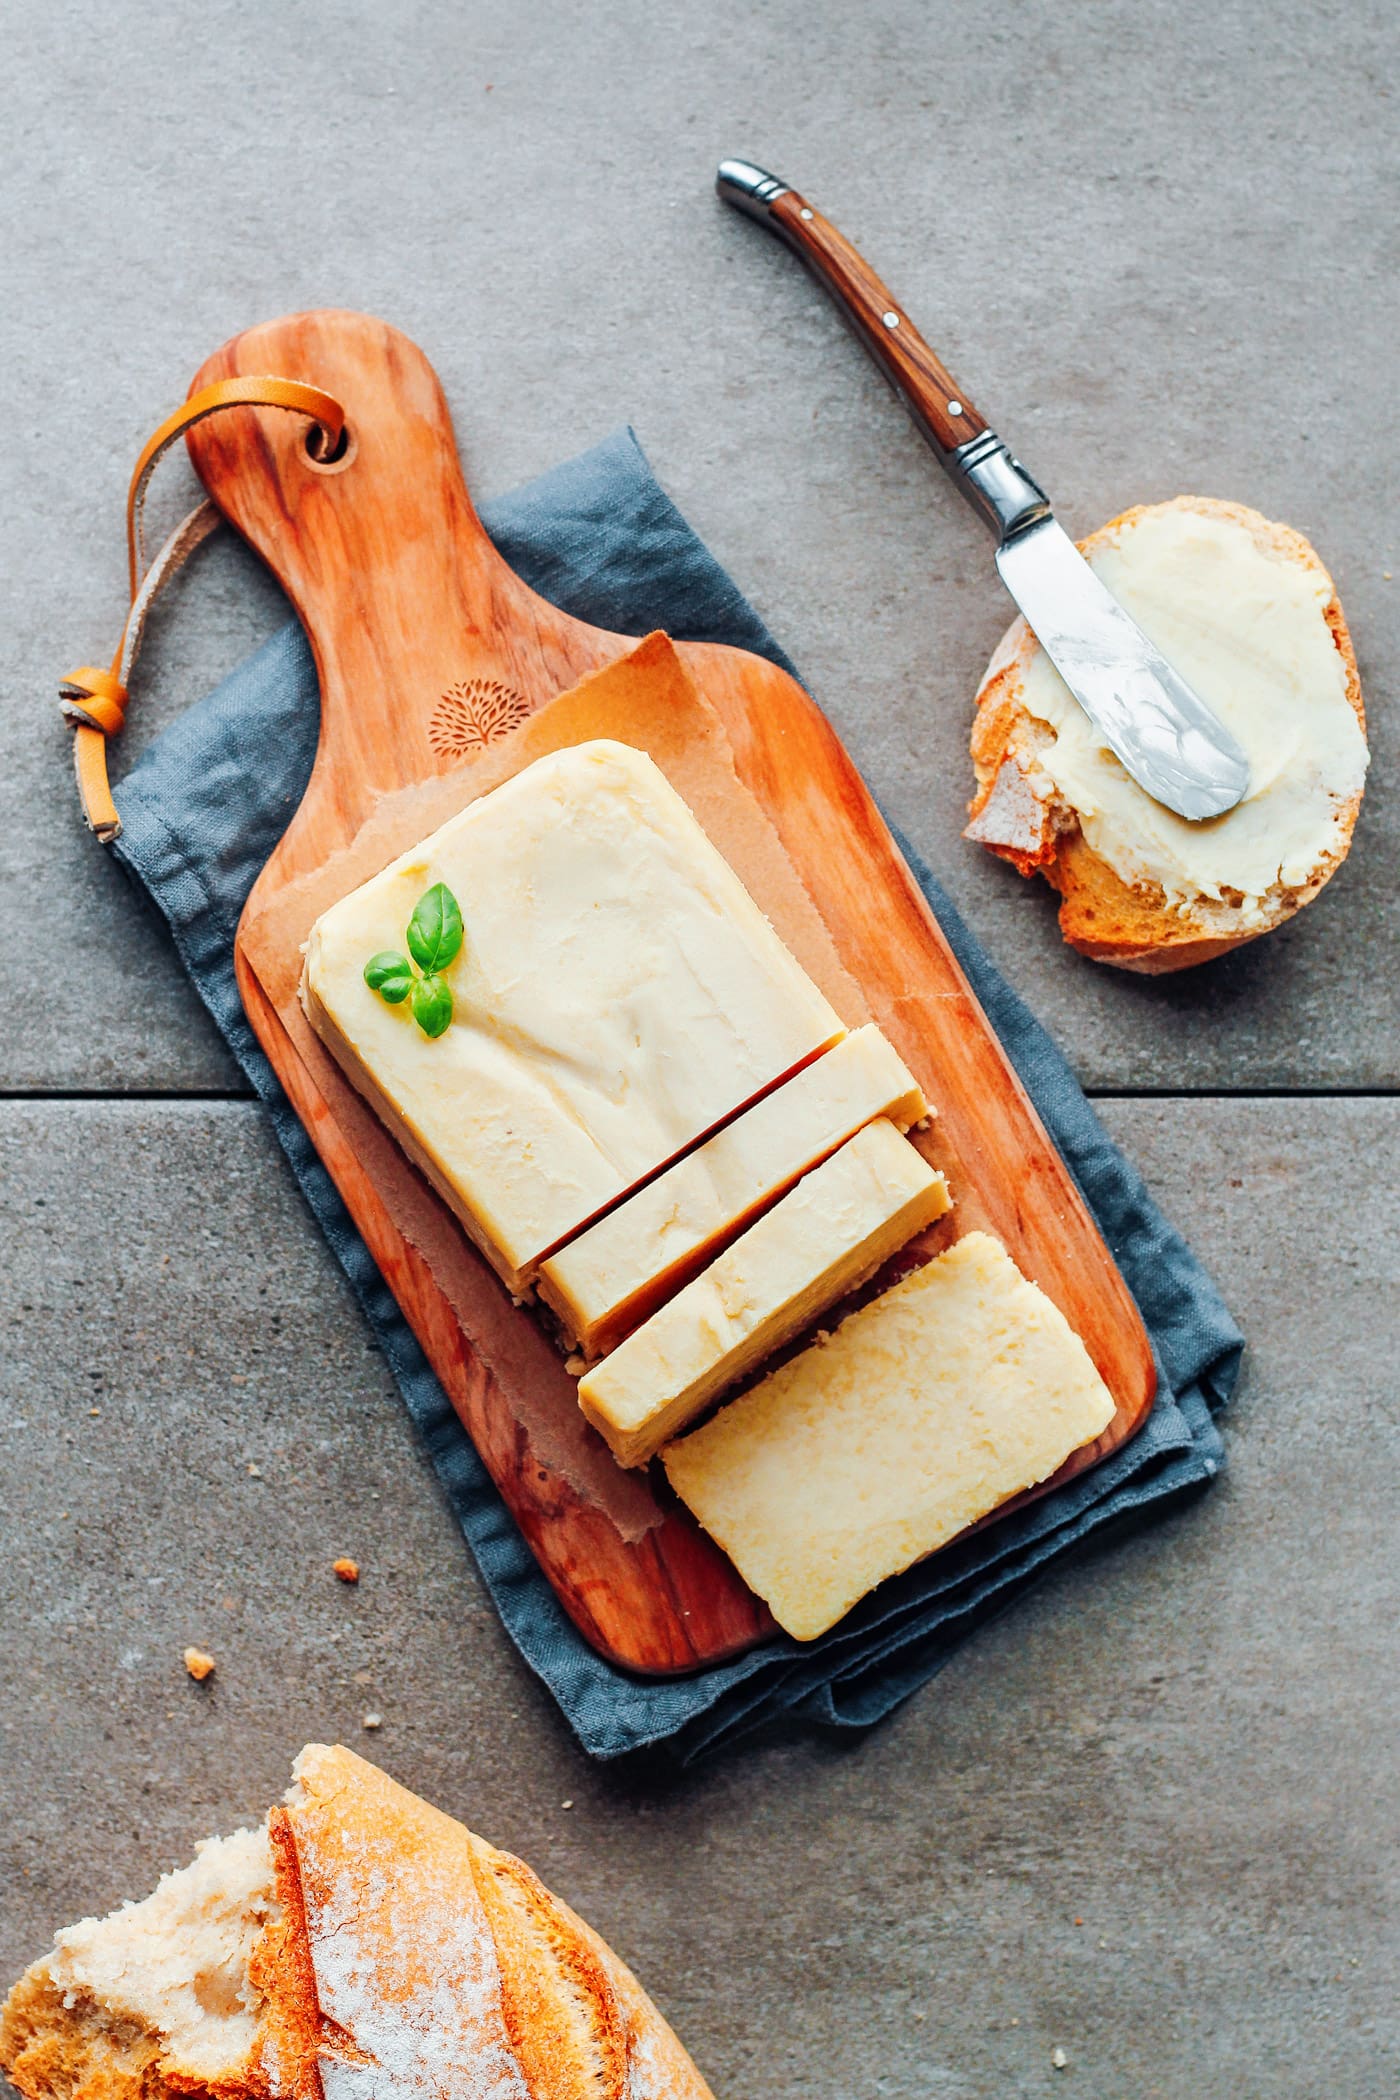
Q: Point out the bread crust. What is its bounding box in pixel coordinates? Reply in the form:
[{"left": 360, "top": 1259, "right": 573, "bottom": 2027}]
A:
[
  {"left": 470, "top": 1841, "right": 713, "bottom": 2100},
  {"left": 964, "top": 495, "right": 1366, "bottom": 972},
  {"left": 280, "top": 1744, "right": 714, "bottom": 2100}
]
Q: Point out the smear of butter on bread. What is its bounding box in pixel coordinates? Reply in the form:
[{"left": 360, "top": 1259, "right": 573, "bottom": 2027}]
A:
[{"left": 966, "top": 496, "right": 1368, "bottom": 971}]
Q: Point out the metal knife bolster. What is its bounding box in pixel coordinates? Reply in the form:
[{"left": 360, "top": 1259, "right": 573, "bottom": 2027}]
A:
[
  {"left": 716, "top": 159, "right": 791, "bottom": 221},
  {"left": 946, "top": 432, "right": 1051, "bottom": 545}
]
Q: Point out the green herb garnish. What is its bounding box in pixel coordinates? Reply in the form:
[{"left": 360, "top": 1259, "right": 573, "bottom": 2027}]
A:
[
  {"left": 363, "top": 950, "right": 415, "bottom": 1004},
  {"left": 411, "top": 973, "right": 453, "bottom": 1038},
  {"left": 406, "top": 882, "right": 464, "bottom": 975},
  {"left": 364, "top": 882, "right": 463, "bottom": 1037}
]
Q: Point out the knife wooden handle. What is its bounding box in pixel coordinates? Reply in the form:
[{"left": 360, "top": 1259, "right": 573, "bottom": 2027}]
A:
[{"left": 747, "top": 179, "right": 988, "bottom": 458}]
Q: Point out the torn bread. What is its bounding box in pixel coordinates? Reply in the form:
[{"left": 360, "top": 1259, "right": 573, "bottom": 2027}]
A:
[
  {"left": 0, "top": 1743, "right": 712, "bottom": 2100},
  {"left": 965, "top": 495, "right": 1368, "bottom": 971}
]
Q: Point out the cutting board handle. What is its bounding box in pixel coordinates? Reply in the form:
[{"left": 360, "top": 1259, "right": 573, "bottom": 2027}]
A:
[{"left": 185, "top": 310, "right": 610, "bottom": 818}]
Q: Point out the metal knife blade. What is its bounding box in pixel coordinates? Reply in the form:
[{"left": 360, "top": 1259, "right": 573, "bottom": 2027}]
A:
[{"left": 994, "top": 517, "right": 1252, "bottom": 821}]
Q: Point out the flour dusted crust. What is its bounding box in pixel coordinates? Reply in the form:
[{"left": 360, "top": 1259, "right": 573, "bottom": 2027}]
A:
[
  {"left": 0, "top": 1745, "right": 712, "bottom": 2100},
  {"left": 965, "top": 495, "right": 1367, "bottom": 972}
]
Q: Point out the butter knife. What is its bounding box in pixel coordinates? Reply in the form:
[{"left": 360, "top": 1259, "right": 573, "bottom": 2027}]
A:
[{"left": 716, "top": 159, "right": 1250, "bottom": 822}]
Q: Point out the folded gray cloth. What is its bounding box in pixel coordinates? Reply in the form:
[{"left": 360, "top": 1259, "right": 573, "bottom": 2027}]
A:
[{"left": 111, "top": 428, "right": 1242, "bottom": 1762}]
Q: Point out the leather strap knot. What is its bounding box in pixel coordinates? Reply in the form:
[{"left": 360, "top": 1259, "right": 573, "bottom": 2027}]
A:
[
  {"left": 62, "top": 373, "right": 345, "bottom": 842},
  {"left": 60, "top": 665, "right": 129, "bottom": 736}
]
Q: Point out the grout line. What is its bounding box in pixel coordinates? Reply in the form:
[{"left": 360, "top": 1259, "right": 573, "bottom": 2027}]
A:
[
  {"left": 1085, "top": 1087, "right": 1400, "bottom": 1102},
  {"left": 0, "top": 1086, "right": 1397, "bottom": 1105},
  {"left": 0, "top": 1088, "right": 256, "bottom": 1103}
]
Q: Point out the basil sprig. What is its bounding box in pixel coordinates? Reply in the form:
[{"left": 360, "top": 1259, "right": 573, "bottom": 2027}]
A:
[{"left": 363, "top": 881, "right": 463, "bottom": 1038}]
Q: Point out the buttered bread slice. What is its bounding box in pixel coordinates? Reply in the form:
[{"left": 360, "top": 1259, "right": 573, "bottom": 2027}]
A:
[
  {"left": 577, "top": 1118, "right": 949, "bottom": 1467},
  {"left": 540, "top": 1025, "right": 928, "bottom": 1357},
  {"left": 302, "top": 740, "right": 844, "bottom": 1293},
  {"left": 966, "top": 496, "right": 1368, "bottom": 971},
  {"left": 662, "top": 1231, "right": 1116, "bottom": 1640}
]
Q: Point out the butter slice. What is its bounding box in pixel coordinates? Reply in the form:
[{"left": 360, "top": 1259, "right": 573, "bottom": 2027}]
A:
[
  {"left": 662, "top": 1231, "right": 1117, "bottom": 1640},
  {"left": 302, "top": 741, "right": 844, "bottom": 1292},
  {"left": 577, "top": 1119, "right": 948, "bottom": 1467},
  {"left": 539, "top": 1025, "right": 928, "bottom": 1357}
]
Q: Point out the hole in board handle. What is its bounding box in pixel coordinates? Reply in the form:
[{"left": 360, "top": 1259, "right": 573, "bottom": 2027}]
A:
[{"left": 305, "top": 420, "right": 353, "bottom": 469}]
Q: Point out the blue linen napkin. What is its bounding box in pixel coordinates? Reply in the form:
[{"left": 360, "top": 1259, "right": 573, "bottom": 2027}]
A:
[{"left": 111, "top": 428, "right": 1242, "bottom": 1762}]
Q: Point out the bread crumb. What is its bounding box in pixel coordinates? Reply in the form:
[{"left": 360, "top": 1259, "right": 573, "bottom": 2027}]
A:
[
  {"left": 333, "top": 1557, "right": 360, "bottom": 1583},
  {"left": 362, "top": 1711, "right": 383, "bottom": 1731},
  {"left": 246, "top": 1462, "right": 262, "bottom": 1478},
  {"left": 183, "top": 1647, "right": 216, "bottom": 1682},
  {"left": 1052, "top": 2046, "right": 1068, "bottom": 2069},
  {"left": 564, "top": 1354, "right": 587, "bottom": 1377}
]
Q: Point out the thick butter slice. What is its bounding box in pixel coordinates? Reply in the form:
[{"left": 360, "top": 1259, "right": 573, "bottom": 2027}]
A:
[
  {"left": 539, "top": 1024, "right": 928, "bottom": 1357},
  {"left": 302, "top": 740, "right": 844, "bottom": 1292},
  {"left": 577, "top": 1119, "right": 949, "bottom": 1467},
  {"left": 662, "top": 1231, "right": 1116, "bottom": 1640}
]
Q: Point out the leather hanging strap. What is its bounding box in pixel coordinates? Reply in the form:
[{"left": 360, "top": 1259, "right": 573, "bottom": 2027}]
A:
[{"left": 61, "top": 375, "right": 346, "bottom": 841}]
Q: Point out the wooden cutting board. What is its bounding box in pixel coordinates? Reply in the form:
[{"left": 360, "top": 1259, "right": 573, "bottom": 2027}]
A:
[{"left": 186, "top": 309, "right": 1155, "bottom": 1675}]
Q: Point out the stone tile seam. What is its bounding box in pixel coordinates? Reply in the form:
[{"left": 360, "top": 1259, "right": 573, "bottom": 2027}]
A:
[{"left": 2, "top": 1088, "right": 1399, "bottom": 1106}]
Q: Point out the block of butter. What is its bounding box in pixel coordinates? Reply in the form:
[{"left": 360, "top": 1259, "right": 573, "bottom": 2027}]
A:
[
  {"left": 539, "top": 1024, "right": 929, "bottom": 1358},
  {"left": 662, "top": 1231, "right": 1117, "bottom": 1640},
  {"left": 302, "top": 741, "right": 845, "bottom": 1292},
  {"left": 576, "top": 1118, "right": 949, "bottom": 1467}
]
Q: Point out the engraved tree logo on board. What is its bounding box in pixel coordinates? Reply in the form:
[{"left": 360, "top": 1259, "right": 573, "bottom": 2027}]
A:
[{"left": 429, "top": 679, "right": 529, "bottom": 759}]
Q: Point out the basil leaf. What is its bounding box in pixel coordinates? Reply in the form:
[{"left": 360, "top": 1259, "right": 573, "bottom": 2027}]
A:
[
  {"left": 406, "top": 883, "right": 464, "bottom": 974},
  {"left": 363, "top": 950, "right": 414, "bottom": 1004},
  {"left": 411, "top": 973, "right": 454, "bottom": 1038}
]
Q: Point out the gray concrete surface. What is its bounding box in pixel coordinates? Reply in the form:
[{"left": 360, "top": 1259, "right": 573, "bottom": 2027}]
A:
[
  {"left": 3, "top": 1097, "right": 1396, "bottom": 2097},
  {"left": 4, "top": 3, "right": 1398, "bottom": 2096}
]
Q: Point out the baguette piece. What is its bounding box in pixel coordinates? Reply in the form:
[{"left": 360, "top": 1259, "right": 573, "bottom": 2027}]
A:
[
  {"left": 539, "top": 1024, "right": 928, "bottom": 1358},
  {"left": 577, "top": 1119, "right": 950, "bottom": 1467},
  {"left": 663, "top": 1231, "right": 1116, "bottom": 1640},
  {"left": 0, "top": 1743, "right": 713, "bottom": 2100},
  {"left": 965, "top": 496, "right": 1368, "bottom": 971}
]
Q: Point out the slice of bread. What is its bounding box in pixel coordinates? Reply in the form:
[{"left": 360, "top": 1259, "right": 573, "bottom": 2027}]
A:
[
  {"left": 0, "top": 1744, "right": 713, "bottom": 2100},
  {"left": 965, "top": 496, "right": 1367, "bottom": 971}
]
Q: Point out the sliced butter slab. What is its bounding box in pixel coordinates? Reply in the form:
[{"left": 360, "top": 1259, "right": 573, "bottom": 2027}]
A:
[
  {"left": 577, "top": 1118, "right": 949, "bottom": 1467},
  {"left": 302, "top": 740, "right": 844, "bottom": 1292},
  {"left": 662, "top": 1231, "right": 1117, "bottom": 1640},
  {"left": 539, "top": 1024, "right": 929, "bottom": 1357}
]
